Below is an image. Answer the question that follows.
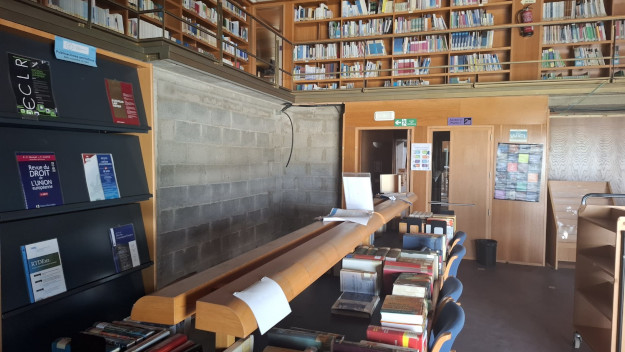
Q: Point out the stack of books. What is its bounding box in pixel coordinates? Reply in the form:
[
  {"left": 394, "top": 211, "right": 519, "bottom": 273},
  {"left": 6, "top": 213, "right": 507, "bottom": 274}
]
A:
[{"left": 379, "top": 295, "right": 428, "bottom": 334}]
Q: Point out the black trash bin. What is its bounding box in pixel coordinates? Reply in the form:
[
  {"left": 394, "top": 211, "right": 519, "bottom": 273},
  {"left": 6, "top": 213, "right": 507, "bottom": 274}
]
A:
[{"left": 476, "top": 239, "right": 497, "bottom": 267}]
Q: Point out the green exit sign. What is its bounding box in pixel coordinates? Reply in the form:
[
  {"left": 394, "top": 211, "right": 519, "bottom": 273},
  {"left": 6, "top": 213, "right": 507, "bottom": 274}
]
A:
[{"left": 394, "top": 118, "right": 417, "bottom": 127}]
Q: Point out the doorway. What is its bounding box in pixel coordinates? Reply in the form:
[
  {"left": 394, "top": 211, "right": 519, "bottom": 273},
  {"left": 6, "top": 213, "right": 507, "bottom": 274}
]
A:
[
  {"left": 429, "top": 126, "right": 493, "bottom": 259},
  {"left": 359, "top": 129, "right": 409, "bottom": 195}
]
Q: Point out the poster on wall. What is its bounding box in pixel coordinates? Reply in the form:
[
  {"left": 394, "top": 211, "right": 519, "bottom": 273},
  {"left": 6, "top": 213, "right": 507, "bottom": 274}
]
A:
[
  {"left": 411, "top": 143, "right": 432, "bottom": 171},
  {"left": 494, "top": 143, "right": 543, "bottom": 202}
]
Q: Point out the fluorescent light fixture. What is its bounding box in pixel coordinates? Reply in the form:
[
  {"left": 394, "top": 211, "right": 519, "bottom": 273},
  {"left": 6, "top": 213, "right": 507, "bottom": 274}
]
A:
[{"left": 374, "top": 111, "right": 395, "bottom": 121}]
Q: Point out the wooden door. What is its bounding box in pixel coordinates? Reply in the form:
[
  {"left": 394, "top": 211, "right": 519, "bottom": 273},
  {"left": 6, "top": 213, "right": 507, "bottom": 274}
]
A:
[{"left": 430, "top": 126, "right": 493, "bottom": 259}]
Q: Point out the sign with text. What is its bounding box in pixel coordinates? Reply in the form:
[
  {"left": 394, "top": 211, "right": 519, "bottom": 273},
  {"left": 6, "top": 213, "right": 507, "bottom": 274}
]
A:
[
  {"left": 394, "top": 118, "right": 417, "bottom": 127},
  {"left": 448, "top": 117, "right": 472, "bottom": 126},
  {"left": 54, "top": 36, "right": 97, "bottom": 67},
  {"left": 411, "top": 143, "right": 432, "bottom": 171},
  {"left": 509, "top": 129, "right": 528, "bottom": 142}
]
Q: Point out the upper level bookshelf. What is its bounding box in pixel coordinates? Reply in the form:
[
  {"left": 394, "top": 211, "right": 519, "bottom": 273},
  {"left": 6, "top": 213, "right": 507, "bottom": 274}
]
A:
[
  {"left": 24, "top": 0, "right": 252, "bottom": 71},
  {"left": 288, "top": 0, "right": 625, "bottom": 90}
]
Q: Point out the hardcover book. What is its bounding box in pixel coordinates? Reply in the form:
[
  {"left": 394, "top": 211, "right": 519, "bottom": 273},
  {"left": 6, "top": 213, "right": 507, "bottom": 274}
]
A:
[
  {"left": 105, "top": 79, "right": 140, "bottom": 126},
  {"left": 365, "top": 326, "right": 426, "bottom": 350},
  {"left": 267, "top": 327, "right": 339, "bottom": 352},
  {"left": 340, "top": 268, "right": 380, "bottom": 295},
  {"left": 21, "top": 238, "right": 67, "bottom": 303},
  {"left": 391, "top": 272, "right": 432, "bottom": 298},
  {"left": 109, "top": 224, "right": 141, "bottom": 272},
  {"left": 16, "top": 152, "right": 64, "bottom": 209},
  {"left": 82, "top": 153, "right": 121, "bottom": 201},
  {"left": 380, "top": 295, "right": 426, "bottom": 325}
]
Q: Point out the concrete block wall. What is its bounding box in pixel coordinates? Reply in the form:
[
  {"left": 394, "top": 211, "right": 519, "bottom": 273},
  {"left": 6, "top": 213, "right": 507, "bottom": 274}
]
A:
[{"left": 153, "top": 65, "right": 341, "bottom": 287}]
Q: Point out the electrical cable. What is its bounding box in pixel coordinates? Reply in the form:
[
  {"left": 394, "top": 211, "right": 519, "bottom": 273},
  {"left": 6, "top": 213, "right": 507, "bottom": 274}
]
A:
[{"left": 280, "top": 103, "right": 294, "bottom": 167}]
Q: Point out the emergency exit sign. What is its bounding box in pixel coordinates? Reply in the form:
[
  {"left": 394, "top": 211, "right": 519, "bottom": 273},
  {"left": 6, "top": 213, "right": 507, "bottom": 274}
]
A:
[{"left": 394, "top": 118, "right": 417, "bottom": 126}]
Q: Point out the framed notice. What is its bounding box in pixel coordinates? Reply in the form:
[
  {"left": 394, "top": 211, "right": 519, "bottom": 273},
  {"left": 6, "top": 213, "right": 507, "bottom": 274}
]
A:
[
  {"left": 105, "top": 79, "right": 140, "bottom": 126},
  {"left": 494, "top": 143, "right": 543, "bottom": 202},
  {"left": 411, "top": 143, "right": 431, "bottom": 171}
]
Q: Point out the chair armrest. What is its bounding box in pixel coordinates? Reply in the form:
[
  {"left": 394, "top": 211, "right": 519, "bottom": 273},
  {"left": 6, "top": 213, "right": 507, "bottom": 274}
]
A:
[{"left": 430, "top": 332, "right": 452, "bottom": 352}]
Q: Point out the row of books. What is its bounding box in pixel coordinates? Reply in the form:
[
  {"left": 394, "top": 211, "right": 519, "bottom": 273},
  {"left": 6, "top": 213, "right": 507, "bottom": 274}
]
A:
[
  {"left": 293, "top": 63, "right": 338, "bottom": 80},
  {"left": 449, "top": 53, "right": 502, "bottom": 72},
  {"left": 223, "top": 18, "right": 248, "bottom": 41},
  {"left": 91, "top": 5, "right": 125, "bottom": 34},
  {"left": 128, "top": 18, "right": 169, "bottom": 39},
  {"left": 542, "top": 22, "right": 606, "bottom": 44},
  {"left": 51, "top": 319, "right": 197, "bottom": 352},
  {"left": 386, "top": 78, "right": 430, "bottom": 86},
  {"left": 183, "top": 17, "right": 218, "bottom": 47},
  {"left": 344, "top": 60, "right": 384, "bottom": 78},
  {"left": 541, "top": 72, "right": 590, "bottom": 79},
  {"left": 295, "top": 3, "right": 334, "bottom": 21},
  {"left": 46, "top": 0, "right": 87, "bottom": 21},
  {"left": 393, "top": 58, "right": 431, "bottom": 75},
  {"left": 452, "top": 0, "right": 488, "bottom": 5},
  {"left": 221, "top": 0, "right": 247, "bottom": 20},
  {"left": 183, "top": 0, "right": 219, "bottom": 24},
  {"left": 341, "top": 0, "right": 388, "bottom": 17},
  {"left": 137, "top": 0, "right": 163, "bottom": 21},
  {"left": 329, "top": 18, "right": 393, "bottom": 39},
  {"left": 393, "top": 35, "right": 449, "bottom": 54},
  {"left": 450, "top": 30, "right": 494, "bottom": 51},
  {"left": 341, "top": 40, "right": 388, "bottom": 57},
  {"left": 394, "top": 14, "right": 447, "bottom": 34},
  {"left": 541, "top": 48, "right": 566, "bottom": 68},
  {"left": 293, "top": 43, "right": 339, "bottom": 61},
  {"left": 542, "top": 0, "right": 607, "bottom": 21},
  {"left": 394, "top": 0, "right": 442, "bottom": 12},
  {"left": 616, "top": 19, "right": 625, "bottom": 39},
  {"left": 574, "top": 47, "right": 607, "bottom": 66},
  {"left": 295, "top": 83, "right": 340, "bottom": 90},
  {"left": 450, "top": 9, "right": 494, "bottom": 28},
  {"left": 222, "top": 39, "right": 248, "bottom": 60}
]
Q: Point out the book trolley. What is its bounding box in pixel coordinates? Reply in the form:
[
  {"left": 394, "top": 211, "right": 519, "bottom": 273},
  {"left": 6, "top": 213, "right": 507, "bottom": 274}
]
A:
[
  {"left": 573, "top": 194, "right": 625, "bottom": 351},
  {"left": 0, "top": 20, "right": 156, "bottom": 351}
]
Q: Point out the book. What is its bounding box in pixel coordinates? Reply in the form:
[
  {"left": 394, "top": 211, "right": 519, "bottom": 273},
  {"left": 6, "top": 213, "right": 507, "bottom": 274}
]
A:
[
  {"left": 223, "top": 335, "right": 254, "bottom": 352},
  {"left": 146, "top": 333, "right": 188, "bottom": 352},
  {"left": 391, "top": 272, "right": 432, "bottom": 298},
  {"left": 366, "top": 326, "right": 426, "bottom": 350},
  {"left": 8, "top": 53, "right": 59, "bottom": 119},
  {"left": 333, "top": 340, "right": 418, "bottom": 352},
  {"left": 331, "top": 291, "right": 380, "bottom": 318},
  {"left": 82, "top": 153, "right": 121, "bottom": 201},
  {"left": 126, "top": 330, "right": 172, "bottom": 352},
  {"left": 82, "top": 327, "right": 138, "bottom": 349},
  {"left": 267, "top": 327, "right": 338, "bottom": 352},
  {"left": 94, "top": 321, "right": 155, "bottom": 340},
  {"left": 380, "top": 295, "right": 426, "bottom": 325},
  {"left": 340, "top": 268, "right": 380, "bottom": 295},
  {"left": 169, "top": 340, "right": 202, "bottom": 352},
  {"left": 109, "top": 223, "right": 141, "bottom": 272},
  {"left": 378, "top": 320, "right": 426, "bottom": 334},
  {"left": 51, "top": 337, "right": 72, "bottom": 352},
  {"left": 105, "top": 79, "right": 140, "bottom": 126},
  {"left": 21, "top": 238, "right": 67, "bottom": 303},
  {"left": 383, "top": 259, "right": 435, "bottom": 294},
  {"left": 359, "top": 340, "right": 425, "bottom": 352},
  {"left": 16, "top": 152, "right": 64, "bottom": 209}
]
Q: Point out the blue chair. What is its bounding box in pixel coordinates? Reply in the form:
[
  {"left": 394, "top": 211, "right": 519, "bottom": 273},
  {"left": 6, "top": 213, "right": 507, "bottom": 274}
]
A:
[
  {"left": 442, "top": 244, "right": 466, "bottom": 282},
  {"left": 439, "top": 276, "right": 463, "bottom": 303},
  {"left": 450, "top": 231, "right": 467, "bottom": 251},
  {"left": 429, "top": 300, "right": 465, "bottom": 352}
]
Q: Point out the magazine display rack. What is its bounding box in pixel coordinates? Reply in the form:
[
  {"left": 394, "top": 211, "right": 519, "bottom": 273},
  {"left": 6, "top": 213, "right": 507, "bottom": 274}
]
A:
[{"left": 0, "top": 20, "right": 155, "bottom": 351}]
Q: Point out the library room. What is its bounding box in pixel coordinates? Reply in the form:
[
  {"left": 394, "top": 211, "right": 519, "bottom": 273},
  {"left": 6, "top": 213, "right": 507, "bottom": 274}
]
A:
[{"left": 0, "top": 0, "right": 624, "bottom": 351}]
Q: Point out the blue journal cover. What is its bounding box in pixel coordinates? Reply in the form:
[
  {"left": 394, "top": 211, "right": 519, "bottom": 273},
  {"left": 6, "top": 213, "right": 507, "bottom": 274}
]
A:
[
  {"left": 16, "top": 152, "right": 64, "bottom": 209},
  {"left": 82, "top": 153, "right": 120, "bottom": 201},
  {"left": 109, "top": 224, "right": 140, "bottom": 272}
]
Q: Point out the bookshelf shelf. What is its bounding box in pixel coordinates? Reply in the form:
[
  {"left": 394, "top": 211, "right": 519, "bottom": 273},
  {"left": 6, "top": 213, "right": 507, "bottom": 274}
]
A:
[
  {"left": 577, "top": 245, "right": 616, "bottom": 276},
  {"left": 541, "top": 40, "right": 614, "bottom": 48},
  {"left": 579, "top": 282, "right": 614, "bottom": 321}
]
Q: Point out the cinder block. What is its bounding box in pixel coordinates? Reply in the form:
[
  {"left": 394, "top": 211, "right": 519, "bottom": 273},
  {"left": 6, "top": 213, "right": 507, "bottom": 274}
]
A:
[
  {"left": 173, "top": 206, "right": 201, "bottom": 229},
  {"left": 159, "top": 186, "right": 189, "bottom": 210},
  {"left": 158, "top": 141, "right": 187, "bottom": 164},
  {"left": 159, "top": 228, "right": 189, "bottom": 253}
]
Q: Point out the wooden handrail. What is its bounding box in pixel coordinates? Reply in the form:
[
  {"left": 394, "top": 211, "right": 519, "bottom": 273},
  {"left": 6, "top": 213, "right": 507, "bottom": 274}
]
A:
[
  {"left": 130, "top": 221, "right": 340, "bottom": 325},
  {"left": 194, "top": 194, "right": 417, "bottom": 337}
]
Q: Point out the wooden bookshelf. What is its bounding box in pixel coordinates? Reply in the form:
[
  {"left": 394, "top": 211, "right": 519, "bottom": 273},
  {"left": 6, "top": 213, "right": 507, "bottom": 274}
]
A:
[{"left": 574, "top": 203, "right": 625, "bottom": 352}]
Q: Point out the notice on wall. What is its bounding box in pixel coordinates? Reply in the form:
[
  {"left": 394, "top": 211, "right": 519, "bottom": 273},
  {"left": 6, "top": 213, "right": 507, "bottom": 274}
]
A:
[
  {"left": 8, "top": 53, "right": 59, "bottom": 119},
  {"left": 494, "top": 143, "right": 543, "bottom": 202},
  {"left": 411, "top": 143, "right": 432, "bottom": 171}
]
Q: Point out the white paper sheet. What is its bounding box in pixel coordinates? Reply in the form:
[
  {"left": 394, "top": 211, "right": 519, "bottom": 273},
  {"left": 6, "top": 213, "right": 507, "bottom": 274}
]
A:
[
  {"left": 233, "top": 277, "right": 291, "bottom": 334},
  {"left": 342, "top": 173, "right": 374, "bottom": 211}
]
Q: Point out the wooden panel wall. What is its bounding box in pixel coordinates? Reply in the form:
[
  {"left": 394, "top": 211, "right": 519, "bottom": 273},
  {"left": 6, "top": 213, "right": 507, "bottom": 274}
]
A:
[{"left": 343, "top": 96, "right": 549, "bottom": 265}]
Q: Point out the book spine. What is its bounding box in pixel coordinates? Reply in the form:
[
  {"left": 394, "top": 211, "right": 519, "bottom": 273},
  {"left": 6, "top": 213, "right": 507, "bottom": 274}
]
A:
[
  {"left": 366, "top": 325, "right": 421, "bottom": 349},
  {"left": 21, "top": 245, "right": 35, "bottom": 303}
]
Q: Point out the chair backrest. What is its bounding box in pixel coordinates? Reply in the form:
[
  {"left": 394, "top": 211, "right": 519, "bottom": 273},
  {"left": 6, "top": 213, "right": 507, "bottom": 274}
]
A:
[
  {"left": 429, "top": 299, "right": 465, "bottom": 352},
  {"left": 450, "top": 231, "right": 467, "bottom": 251},
  {"left": 442, "top": 244, "right": 466, "bottom": 282},
  {"left": 439, "top": 276, "right": 463, "bottom": 303}
]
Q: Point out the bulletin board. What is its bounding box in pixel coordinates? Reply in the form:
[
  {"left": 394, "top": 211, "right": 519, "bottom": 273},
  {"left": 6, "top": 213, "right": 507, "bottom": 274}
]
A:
[{"left": 494, "top": 143, "right": 543, "bottom": 202}]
